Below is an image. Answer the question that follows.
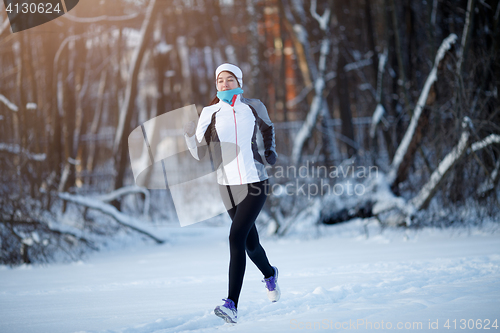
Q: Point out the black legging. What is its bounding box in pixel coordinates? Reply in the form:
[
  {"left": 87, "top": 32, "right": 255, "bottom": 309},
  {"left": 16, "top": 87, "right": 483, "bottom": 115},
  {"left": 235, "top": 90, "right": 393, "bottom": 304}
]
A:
[{"left": 219, "top": 179, "right": 275, "bottom": 308}]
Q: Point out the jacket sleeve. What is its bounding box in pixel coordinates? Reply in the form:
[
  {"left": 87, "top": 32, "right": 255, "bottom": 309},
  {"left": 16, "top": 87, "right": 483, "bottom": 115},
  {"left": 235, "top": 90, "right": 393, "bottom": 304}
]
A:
[
  {"left": 253, "top": 100, "right": 277, "bottom": 157},
  {"left": 184, "top": 107, "right": 214, "bottom": 160}
]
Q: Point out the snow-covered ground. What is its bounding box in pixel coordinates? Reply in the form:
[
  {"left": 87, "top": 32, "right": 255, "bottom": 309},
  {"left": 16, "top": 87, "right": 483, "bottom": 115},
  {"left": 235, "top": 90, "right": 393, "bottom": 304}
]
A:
[{"left": 1, "top": 220, "right": 499, "bottom": 333}]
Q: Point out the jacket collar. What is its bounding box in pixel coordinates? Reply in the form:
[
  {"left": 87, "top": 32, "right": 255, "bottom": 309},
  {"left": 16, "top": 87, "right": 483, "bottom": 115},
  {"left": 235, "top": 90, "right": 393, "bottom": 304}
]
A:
[{"left": 219, "top": 93, "right": 242, "bottom": 107}]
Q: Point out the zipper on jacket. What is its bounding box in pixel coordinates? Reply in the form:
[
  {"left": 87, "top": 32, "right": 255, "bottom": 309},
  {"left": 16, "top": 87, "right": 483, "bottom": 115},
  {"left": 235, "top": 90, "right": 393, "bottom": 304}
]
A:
[{"left": 232, "top": 107, "right": 243, "bottom": 184}]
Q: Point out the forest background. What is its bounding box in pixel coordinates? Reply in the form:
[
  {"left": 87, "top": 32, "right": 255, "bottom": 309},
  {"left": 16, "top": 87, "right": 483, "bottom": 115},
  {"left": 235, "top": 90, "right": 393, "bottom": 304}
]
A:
[{"left": 0, "top": 0, "right": 499, "bottom": 265}]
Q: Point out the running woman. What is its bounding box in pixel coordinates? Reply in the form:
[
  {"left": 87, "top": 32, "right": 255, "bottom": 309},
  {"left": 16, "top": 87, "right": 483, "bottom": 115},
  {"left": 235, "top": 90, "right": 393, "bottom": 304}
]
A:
[{"left": 184, "top": 63, "right": 280, "bottom": 324}]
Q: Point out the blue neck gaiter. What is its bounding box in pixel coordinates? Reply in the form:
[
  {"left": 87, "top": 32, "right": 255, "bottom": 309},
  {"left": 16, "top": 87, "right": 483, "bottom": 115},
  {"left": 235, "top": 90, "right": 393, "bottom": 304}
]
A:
[{"left": 217, "top": 88, "right": 244, "bottom": 106}]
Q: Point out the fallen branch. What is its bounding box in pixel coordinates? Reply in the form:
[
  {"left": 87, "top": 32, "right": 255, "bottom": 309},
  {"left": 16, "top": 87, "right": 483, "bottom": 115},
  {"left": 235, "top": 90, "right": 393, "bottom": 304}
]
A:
[
  {"left": 58, "top": 192, "right": 164, "bottom": 244},
  {"left": 387, "top": 34, "right": 458, "bottom": 186},
  {"left": 410, "top": 118, "right": 471, "bottom": 210},
  {"left": 323, "top": 127, "right": 497, "bottom": 226},
  {"left": 93, "top": 185, "right": 150, "bottom": 218}
]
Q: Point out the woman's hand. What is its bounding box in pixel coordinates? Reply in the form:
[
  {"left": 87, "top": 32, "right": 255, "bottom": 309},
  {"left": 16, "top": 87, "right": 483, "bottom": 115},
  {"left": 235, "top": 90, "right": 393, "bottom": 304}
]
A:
[
  {"left": 265, "top": 150, "right": 277, "bottom": 165},
  {"left": 184, "top": 121, "right": 196, "bottom": 136}
]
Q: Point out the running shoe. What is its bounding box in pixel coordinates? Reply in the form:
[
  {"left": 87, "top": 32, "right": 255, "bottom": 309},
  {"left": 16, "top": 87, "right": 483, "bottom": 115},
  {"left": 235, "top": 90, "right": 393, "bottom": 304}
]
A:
[
  {"left": 214, "top": 298, "right": 237, "bottom": 323},
  {"left": 262, "top": 266, "right": 280, "bottom": 302}
]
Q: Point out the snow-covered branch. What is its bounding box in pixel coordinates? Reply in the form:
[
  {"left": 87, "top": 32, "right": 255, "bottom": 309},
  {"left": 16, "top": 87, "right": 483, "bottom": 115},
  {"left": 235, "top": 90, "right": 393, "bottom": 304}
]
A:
[
  {"left": 0, "top": 143, "right": 46, "bottom": 161},
  {"left": 344, "top": 58, "right": 373, "bottom": 72},
  {"left": 410, "top": 119, "right": 470, "bottom": 210},
  {"left": 310, "top": 0, "right": 331, "bottom": 31},
  {"left": 291, "top": 37, "right": 330, "bottom": 165},
  {"left": 477, "top": 159, "right": 500, "bottom": 195},
  {"left": 286, "top": 85, "right": 313, "bottom": 108},
  {"left": 0, "top": 94, "right": 19, "bottom": 112},
  {"left": 58, "top": 192, "right": 164, "bottom": 244},
  {"left": 61, "top": 12, "right": 143, "bottom": 23},
  {"left": 387, "top": 34, "right": 458, "bottom": 186},
  {"left": 288, "top": 0, "right": 333, "bottom": 166},
  {"left": 470, "top": 134, "right": 500, "bottom": 152},
  {"left": 92, "top": 185, "right": 150, "bottom": 218},
  {"left": 3, "top": 218, "right": 96, "bottom": 250},
  {"left": 334, "top": 124, "right": 497, "bottom": 225},
  {"left": 370, "top": 104, "right": 386, "bottom": 139}
]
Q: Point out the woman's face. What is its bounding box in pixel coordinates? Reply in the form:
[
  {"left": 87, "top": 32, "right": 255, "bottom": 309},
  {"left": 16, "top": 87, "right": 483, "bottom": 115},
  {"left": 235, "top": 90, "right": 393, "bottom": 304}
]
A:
[{"left": 217, "top": 71, "right": 239, "bottom": 91}]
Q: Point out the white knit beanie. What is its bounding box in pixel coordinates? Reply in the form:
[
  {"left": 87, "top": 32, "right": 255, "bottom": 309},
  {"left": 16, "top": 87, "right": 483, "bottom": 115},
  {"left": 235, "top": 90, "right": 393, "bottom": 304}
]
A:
[{"left": 215, "top": 63, "right": 243, "bottom": 88}]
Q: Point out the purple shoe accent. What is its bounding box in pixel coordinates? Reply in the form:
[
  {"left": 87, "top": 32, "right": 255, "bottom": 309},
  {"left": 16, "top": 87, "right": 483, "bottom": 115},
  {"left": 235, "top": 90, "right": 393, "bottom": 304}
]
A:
[
  {"left": 262, "top": 266, "right": 278, "bottom": 291},
  {"left": 222, "top": 298, "right": 236, "bottom": 310},
  {"left": 262, "top": 266, "right": 280, "bottom": 302}
]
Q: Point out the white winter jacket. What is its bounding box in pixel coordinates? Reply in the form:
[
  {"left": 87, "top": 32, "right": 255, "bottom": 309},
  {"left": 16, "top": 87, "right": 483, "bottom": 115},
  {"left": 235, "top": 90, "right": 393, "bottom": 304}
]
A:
[{"left": 184, "top": 94, "right": 277, "bottom": 185}]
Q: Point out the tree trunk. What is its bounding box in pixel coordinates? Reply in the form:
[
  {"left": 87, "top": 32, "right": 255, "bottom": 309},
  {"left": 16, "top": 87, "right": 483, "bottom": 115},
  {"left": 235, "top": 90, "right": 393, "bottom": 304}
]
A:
[
  {"left": 365, "top": 0, "right": 379, "bottom": 79},
  {"left": 389, "top": 0, "right": 410, "bottom": 112},
  {"left": 113, "top": 0, "right": 160, "bottom": 205},
  {"left": 246, "top": 0, "right": 262, "bottom": 98},
  {"left": 290, "top": 0, "right": 332, "bottom": 165},
  {"left": 86, "top": 71, "right": 107, "bottom": 179},
  {"left": 336, "top": 48, "right": 356, "bottom": 158}
]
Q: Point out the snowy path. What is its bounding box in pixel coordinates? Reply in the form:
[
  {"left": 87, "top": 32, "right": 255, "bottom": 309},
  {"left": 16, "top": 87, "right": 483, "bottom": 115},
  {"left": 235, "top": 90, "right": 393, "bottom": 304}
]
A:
[{"left": 1, "top": 222, "right": 499, "bottom": 333}]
